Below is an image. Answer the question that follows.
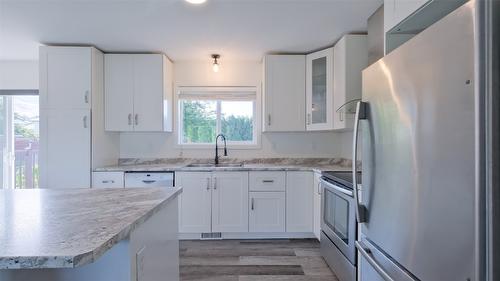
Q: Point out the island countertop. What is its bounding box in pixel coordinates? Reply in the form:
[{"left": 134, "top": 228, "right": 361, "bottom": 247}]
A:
[{"left": 0, "top": 187, "right": 182, "bottom": 269}]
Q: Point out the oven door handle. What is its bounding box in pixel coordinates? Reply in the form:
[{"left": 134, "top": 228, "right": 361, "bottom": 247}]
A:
[
  {"left": 353, "top": 101, "right": 368, "bottom": 223},
  {"left": 320, "top": 178, "right": 353, "bottom": 197}
]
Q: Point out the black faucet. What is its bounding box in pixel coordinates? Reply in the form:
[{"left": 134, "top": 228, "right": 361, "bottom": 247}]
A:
[{"left": 215, "top": 134, "right": 228, "bottom": 165}]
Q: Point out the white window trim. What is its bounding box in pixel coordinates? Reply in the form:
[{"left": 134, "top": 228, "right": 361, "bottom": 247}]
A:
[{"left": 175, "top": 86, "right": 262, "bottom": 150}]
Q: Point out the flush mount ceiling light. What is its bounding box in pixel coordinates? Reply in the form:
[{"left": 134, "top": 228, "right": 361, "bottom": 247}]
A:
[
  {"left": 185, "top": 0, "right": 206, "bottom": 4},
  {"left": 211, "top": 54, "right": 220, "bottom": 73}
]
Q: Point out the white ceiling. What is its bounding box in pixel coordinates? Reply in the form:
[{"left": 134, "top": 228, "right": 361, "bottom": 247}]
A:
[{"left": 0, "top": 0, "right": 382, "bottom": 61}]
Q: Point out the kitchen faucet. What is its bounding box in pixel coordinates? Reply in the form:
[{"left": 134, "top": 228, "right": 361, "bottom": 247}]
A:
[{"left": 215, "top": 134, "right": 228, "bottom": 165}]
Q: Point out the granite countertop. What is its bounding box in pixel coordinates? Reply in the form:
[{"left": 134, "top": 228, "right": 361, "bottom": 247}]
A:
[
  {"left": 0, "top": 187, "right": 182, "bottom": 269},
  {"left": 94, "top": 158, "right": 355, "bottom": 173}
]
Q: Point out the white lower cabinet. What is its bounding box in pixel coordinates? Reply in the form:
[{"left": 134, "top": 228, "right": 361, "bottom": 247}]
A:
[
  {"left": 177, "top": 171, "right": 248, "bottom": 234},
  {"left": 92, "top": 172, "right": 124, "bottom": 188},
  {"left": 212, "top": 172, "right": 249, "bottom": 233},
  {"left": 313, "top": 172, "right": 322, "bottom": 240},
  {"left": 177, "top": 172, "right": 212, "bottom": 233},
  {"left": 249, "top": 192, "right": 286, "bottom": 232},
  {"left": 286, "top": 171, "right": 314, "bottom": 232}
]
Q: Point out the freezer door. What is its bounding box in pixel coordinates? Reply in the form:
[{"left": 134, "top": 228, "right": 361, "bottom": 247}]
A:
[{"left": 360, "top": 2, "right": 475, "bottom": 281}]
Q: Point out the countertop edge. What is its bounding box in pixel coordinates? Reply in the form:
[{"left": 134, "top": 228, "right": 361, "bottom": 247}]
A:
[{"left": 0, "top": 187, "right": 183, "bottom": 270}]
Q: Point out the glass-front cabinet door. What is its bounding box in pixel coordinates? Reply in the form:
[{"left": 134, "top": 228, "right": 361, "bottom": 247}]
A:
[{"left": 306, "top": 48, "right": 333, "bottom": 131}]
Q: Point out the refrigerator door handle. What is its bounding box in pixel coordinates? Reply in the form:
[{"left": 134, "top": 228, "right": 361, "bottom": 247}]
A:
[
  {"left": 353, "top": 101, "right": 367, "bottom": 223},
  {"left": 356, "top": 241, "right": 395, "bottom": 281}
]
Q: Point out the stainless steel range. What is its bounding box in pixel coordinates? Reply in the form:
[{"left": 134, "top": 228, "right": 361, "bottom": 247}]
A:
[{"left": 320, "top": 171, "right": 360, "bottom": 281}]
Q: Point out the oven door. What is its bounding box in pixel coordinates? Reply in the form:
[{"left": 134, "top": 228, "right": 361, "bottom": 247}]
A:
[{"left": 321, "top": 178, "right": 356, "bottom": 264}]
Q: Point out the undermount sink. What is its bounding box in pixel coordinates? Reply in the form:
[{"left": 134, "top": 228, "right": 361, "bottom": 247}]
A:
[{"left": 185, "top": 163, "right": 244, "bottom": 168}]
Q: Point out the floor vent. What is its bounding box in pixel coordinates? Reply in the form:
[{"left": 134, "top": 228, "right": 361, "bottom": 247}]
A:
[{"left": 201, "top": 232, "right": 222, "bottom": 240}]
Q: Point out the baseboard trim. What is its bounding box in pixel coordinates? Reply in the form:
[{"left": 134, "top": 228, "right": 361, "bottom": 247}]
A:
[{"left": 178, "top": 232, "right": 316, "bottom": 240}]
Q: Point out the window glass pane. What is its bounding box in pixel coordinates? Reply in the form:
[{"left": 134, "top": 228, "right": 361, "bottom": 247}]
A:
[
  {"left": 13, "top": 96, "right": 39, "bottom": 189},
  {"left": 221, "top": 101, "right": 254, "bottom": 142},
  {"left": 181, "top": 100, "right": 217, "bottom": 143}
]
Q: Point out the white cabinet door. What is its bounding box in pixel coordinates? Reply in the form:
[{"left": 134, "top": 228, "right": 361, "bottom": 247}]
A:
[
  {"left": 313, "top": 172, "right": 322, "bottom": 240},
  {"left": 39, "top": 47, "right": 91, "bottom": 110},
  {"left": 306, "top": 48, "right": 334, "bottom": 131},
  {"left": 133, "top": 54, "right": 164, "bottom": 132},
  {"left": 40, "top": 109, "right": 91, "bottom": 189},
  {"left": 177, "top": 172, "right": 212, "bottom": 233},
  {"left": 104, "top": 54, "right": 134, "bottom": 131},
  {"left": 211, "top": 172, "right": 249, "bottom": 233},
  {"left": 263, "top": 55, "right": 305, "bottom": 132},
  {"left": 249, "top": 192, "right": 285, "bottom": 233},
  {"left": 333, "top": 35, "right": 368, "bottom": 131},
  {"left": 286, "top": 171, "right": 314, "bottom": 232}
]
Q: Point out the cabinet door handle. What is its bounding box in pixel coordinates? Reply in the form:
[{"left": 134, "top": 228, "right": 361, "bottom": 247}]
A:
[
  {"left": 206, "top": 178, "right": 210, "bottom": 190},
  {"left": 307, "top": 113, "right": 311, "bottom": 125},
  {"left": 213, "top": 177, "right": 217, "bottom": 190},
  {"left": 83, "top": 116, "right": 88, "bottom": 128},
  {"left": 102, "top": 180, "right": 115, "bottom": 184},
  {"left": 317, "top": 181, "right": 322, "bottom": 195},
  {"left": 251, "top": 198, "right": 255, "bottom": 210},
  {"left": 128, "top": 114, "right": 132, "bottom": 125},
  {"left": 267, "top": 114, "right": 271, "bottom": 126},
  {"left": 339, "top": 111, "right": 344, "bottom": 122},
  {"left": 84, "top": 91, "right": 89, "bottom": 104},
  {"left": 134, "top": 114, "right": 139, "bottom": 126},
  {"left": 262, "top": 180, "right": 274, "bottom": 183}
]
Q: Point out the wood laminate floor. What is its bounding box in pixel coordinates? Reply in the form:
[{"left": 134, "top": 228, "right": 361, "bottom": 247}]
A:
[{"left": 180, "top": 239, "right": 339, "bottom": 281}]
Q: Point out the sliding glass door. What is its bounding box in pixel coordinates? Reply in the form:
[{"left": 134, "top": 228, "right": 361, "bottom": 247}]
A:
[{"left": 0, "top": 94, "right": 39, "bottom": 189}]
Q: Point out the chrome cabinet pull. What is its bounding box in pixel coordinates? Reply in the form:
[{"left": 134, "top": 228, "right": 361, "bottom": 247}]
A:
[
  {"left": 339, "top": 111, "right": 344, "bottom": 122},
  {"left": 128, "top": 114, "right": 132, "bottom": 125},
  {"left": 353, "top": 101, "right": 367, "bottom": 223},
  {"left": 84, "top": 90, "right": 89, "bottom": 104},
  {"left": 267, "top": 114, "right": 271, "bottom": 126},
  {"left": 262, "top": 179, "right": 274, "bottom": 183},
  {"left": 102, "top": 180, "right": 115, "bottom": 184},
  {"left": 134, "top": 114, "right": 138, "bottom": 125},
  {"left": 83, "top": 116, "right": 88, "bottom": 128},
  {"left": 307, "top": 113, "right": 311, "bottom": 125},
  {"left": 213, "top": 177, "right": 217, "bottom": 190},
  {"left": 317, "top": 181, "right": 322, "bottom": 195},
  {"left": 251, "top": 198, "right": 255, "bottom": 210},
  {"left": 206, "top": 178, "right": 210, "bottom": 190},
  {"left": 356, "top": 241, "right": 395, "bottom": 281}
]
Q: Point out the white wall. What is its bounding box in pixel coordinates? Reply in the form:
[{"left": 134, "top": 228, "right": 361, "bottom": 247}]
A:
[
  {"left": 119, "top": 60, "right": 353, "bottom": 159},
  {"left": 0, "top": 60, "right": 39, "bottom": 90}
]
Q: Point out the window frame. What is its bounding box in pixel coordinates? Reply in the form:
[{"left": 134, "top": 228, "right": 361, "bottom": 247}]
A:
[{"left": 176, "top": 86, "right": 261, "bottom": 149}]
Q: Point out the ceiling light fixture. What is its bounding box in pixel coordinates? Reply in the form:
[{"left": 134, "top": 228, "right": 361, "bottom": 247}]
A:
[
  {"left": 185, "top": 0, "right": 206, "bottom": 4},
  {"left": 211, "top": 54, "right": 220, "bottom": 73}
]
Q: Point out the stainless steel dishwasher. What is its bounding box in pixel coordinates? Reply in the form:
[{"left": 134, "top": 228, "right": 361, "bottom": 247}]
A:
[{"left": 124, "top": 172, "right": 175, "bottom": 188}]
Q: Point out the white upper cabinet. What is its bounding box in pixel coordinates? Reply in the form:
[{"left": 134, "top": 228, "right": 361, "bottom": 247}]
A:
[
  {"left": 262, "top": 55, "right": 306, "bottom": 132},
  {"left": 104, "top": 53, "right": 173, "bottom": 132},
  {"left": 333, "top": 35, "right": 368, "bottom": 131},
  {"left": 39, "top": 47, "right": 92, "bottom": 110},
  {"left": 306, "top": 48, "right": 334, "bottom": 131}
]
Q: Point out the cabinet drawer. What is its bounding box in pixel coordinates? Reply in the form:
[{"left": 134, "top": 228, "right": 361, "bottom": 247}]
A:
[
  {"left": 249, "top": 171, "right": 286, "bottom": 191},
  {"left": 92, "top": 172, "right": 124, "bottom": 188}
]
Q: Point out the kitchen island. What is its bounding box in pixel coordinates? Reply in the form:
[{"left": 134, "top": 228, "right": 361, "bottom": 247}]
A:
[{"left": 0, "top": 187, "right": 181, "bottom": 281}]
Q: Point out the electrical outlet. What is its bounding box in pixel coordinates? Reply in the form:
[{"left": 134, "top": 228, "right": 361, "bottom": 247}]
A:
[{"left": 136, "top": 246, "right": 146, "bottom": 281}]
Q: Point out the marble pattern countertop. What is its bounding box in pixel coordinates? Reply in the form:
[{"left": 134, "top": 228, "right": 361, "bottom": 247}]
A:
[
  {"left": 94, "top": 158, "right": 355, "bottom": 173},
  {"left": 0, "top": 187, "right": 182, "bottom": 269}
]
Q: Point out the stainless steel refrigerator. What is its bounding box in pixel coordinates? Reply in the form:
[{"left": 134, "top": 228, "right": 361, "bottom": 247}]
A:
[{"left": 353, "top": 2, "right": 476, "bottom": 281}]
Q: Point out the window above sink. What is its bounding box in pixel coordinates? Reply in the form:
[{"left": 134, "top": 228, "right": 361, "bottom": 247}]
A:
[{"left": 177, "top": 87, "right": 260, "bottom": 149}]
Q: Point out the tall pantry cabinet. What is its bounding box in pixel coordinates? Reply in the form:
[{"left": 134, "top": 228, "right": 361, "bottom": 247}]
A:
[{"left": 39, "top": 46, "right": 119, "bottom": 189}]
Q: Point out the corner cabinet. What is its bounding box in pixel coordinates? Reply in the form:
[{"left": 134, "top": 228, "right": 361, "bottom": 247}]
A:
[
  {"left": 262, "top": 55, "right": 306, "bottom": 132},
  {"left": 306, "top": 48, "right": 334, "bottom": 131},
  {"left": 333, "top": 34, "right": 368, "bottom": 131},
  {"left": 104, "top": 53, "right": 173, "bottom": 132}
]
